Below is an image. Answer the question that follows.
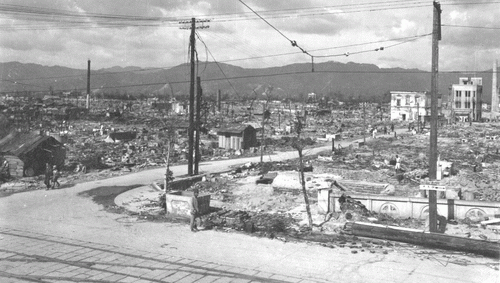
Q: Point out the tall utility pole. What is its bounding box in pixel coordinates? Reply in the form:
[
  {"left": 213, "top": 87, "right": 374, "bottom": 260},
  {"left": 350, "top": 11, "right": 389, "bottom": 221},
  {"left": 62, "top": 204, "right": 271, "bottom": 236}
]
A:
[
  {"left": 260, "top": 103, "right": 266, "bottom": 165},
  {"left": 188, "top": 18, "right": 196, "bottom": 175},
  {"left": 417, "top": 101, "right": 420, "bottom": 133},
  {"left": 194, "top": 77, "right": 202, "bottom": 175},
  {"left": 429, "top": 1, "right": 441, "bottom": 233},
  {"left": 217, "top": 89, "right": 221, "bottom": 113},
  {"left": 86, "top": 59, "right": 91, "bottom": 109},
  {"left": 363, "top": 102, "right": 366, "bottom": 143},
  {"left": 180, "top": 18, "right": 209, "bottom": 175}
]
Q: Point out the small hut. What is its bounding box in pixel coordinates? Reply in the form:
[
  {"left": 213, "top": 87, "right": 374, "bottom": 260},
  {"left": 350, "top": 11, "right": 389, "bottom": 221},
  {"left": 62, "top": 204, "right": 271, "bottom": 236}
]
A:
[{"left": 217, "top": 125, "right": 257, "bottom": 150}]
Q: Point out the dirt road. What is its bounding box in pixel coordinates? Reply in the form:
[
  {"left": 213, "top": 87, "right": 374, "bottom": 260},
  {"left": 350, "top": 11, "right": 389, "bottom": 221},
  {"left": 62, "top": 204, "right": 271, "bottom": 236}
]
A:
[{"left": 0, "top": 130, "right": 498, "bottom": 282}]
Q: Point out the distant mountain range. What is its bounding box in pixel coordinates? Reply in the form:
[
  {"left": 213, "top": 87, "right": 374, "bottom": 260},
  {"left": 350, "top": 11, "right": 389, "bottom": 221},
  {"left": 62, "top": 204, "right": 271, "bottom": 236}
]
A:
[{"left": 0, "top": 60, "right": 497, "bottom": 103}]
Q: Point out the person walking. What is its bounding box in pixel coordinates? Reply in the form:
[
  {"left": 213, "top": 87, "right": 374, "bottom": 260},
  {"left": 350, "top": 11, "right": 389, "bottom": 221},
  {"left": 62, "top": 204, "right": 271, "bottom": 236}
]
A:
[
  {"left": 44, "top": 163, "right": 52, "bottom": 190},
  {"left": 395, "top": 155, "right": 401, "bottom": 172},
  {"left": 190, "top": 188, "right": 200, "bottom": 232},
  {"left": 51, "top": 165, "right": 60, "bottom": 189},
  {"left": 372, "top": 127, "right": 377, "bottom": 139}
]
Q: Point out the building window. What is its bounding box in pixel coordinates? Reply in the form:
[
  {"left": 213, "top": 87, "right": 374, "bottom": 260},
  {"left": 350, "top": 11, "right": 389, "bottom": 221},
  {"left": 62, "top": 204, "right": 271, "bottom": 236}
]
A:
[
  {"left": 472, "top": 91, "right": 476, "bottom": 97},
  {"left": 455, "top": 101, "right": 461, "bottom": 108},
  {"left": 465, "top": 101, "right": 471, "bottom": 108},
  {"left": 396, "top": 99, "right": 401, "bottom": 106},
  {"left": 455, "top": 90, "right": 461, "bottom": 97},
  {"left": 405, "top": 95, "right": 410, "bottom": 105},
  {"left": 465, "top": 91, "right": 471, "bottom": 98}
]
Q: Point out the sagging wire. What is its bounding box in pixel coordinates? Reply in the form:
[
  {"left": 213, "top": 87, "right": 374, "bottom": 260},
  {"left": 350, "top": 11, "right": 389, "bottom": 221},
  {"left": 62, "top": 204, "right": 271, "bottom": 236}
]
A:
[
  {"left": 313, "top": 33, "right": 432, "bottom": 58},
  {"left": 238, "top": 0, "right": 315, "bottom": 72},
  {"left": 195, "top": 31, "right": 239, "bottom": 98}
]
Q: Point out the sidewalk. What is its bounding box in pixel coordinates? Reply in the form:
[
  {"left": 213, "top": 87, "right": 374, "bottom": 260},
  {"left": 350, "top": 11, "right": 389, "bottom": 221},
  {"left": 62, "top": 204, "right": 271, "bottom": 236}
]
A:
[{"left": 0, "top": 227, "right": 323, "bottom": 283}]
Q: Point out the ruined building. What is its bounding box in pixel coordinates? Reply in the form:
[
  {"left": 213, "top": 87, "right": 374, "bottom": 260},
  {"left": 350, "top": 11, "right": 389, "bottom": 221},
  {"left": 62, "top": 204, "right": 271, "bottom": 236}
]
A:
[
  {"left": 390, "top": 91, "right": 427, "bottom": 121},
  {"left": 450, "top": 77, "right": 483, "bottom": 122}
]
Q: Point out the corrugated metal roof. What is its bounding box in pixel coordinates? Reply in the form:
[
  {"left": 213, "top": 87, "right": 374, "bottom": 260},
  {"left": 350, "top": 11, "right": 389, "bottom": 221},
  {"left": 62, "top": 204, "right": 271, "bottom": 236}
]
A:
[
  {"left": 217, "top": 125, "right": 254, "bottom": 135},
  {"left": 0, "top": 132, "right": 52, "bottom": 156}
]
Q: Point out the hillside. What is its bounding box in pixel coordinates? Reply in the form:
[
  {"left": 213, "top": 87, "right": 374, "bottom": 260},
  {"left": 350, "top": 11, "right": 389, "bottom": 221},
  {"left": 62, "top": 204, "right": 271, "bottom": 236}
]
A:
[{"left": 0, "top": 60, "right": 496, "bottom": 103}]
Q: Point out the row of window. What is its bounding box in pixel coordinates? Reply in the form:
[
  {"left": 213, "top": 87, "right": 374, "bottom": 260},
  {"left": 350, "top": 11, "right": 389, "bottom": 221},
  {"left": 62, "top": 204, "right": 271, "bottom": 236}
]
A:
[
  {"left": 455, "top": 101, "right": 474, "bottom": 109},
  {"left": 395, "top": 98, "right": 423, "bottom": 106},
  {"left": 455, "top": 90, "right": 475, "bottom": 98}
]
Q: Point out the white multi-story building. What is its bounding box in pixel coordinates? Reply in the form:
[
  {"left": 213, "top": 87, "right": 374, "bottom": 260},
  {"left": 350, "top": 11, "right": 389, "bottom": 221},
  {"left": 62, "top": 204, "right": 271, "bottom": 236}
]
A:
[
  {"left": 450, "top": 77, "right": 482, "bottom": 122},
  {"left": 390, "top": 91, "right": 427, "bottom": 121}
]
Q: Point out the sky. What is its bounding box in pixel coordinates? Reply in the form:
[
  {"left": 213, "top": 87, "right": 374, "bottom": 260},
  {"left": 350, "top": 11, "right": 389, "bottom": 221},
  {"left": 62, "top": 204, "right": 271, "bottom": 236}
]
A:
[{"left": 0, "top": 0, "right": 499, "bottom": 72}]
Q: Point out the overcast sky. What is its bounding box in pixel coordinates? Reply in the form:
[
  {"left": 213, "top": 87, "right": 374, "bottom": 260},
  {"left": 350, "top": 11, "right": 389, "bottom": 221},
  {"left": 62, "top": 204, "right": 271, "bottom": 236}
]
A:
[{"left": 0, "top": 0, "right": 499, "bottom": 72}]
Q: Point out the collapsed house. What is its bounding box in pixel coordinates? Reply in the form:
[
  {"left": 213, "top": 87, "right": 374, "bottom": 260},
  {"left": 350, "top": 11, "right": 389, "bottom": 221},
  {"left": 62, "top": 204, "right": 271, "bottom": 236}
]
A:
[
  {"left": 0, "top": 132, "right": 66, "bottom": 177},
  {"left": 104, "top": 132, "right": 137, "bottom": 143}
]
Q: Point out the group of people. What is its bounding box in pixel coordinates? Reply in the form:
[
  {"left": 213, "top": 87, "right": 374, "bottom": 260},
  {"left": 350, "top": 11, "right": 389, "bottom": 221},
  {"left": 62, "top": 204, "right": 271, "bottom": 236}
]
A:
[
  {"left": 44, "top": 163, "right": 61, "bottom": 190},
  {"left": 370, "top": 124, "right": 395, "bottom": 139}
]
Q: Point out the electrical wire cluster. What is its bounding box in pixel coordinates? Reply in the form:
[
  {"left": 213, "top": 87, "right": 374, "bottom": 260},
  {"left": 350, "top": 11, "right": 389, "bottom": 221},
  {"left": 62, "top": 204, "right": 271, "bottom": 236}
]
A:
[
  {"left": 0, "top": 0, "right": 498, "bottom": 93},
  {"left": 1, "top": 0, "right": 498, "bottom": 31}
]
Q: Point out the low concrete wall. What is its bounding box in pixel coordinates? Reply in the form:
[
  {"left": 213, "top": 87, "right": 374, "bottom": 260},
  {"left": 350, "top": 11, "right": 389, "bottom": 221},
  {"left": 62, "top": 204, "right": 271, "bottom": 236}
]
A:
[
  {"left": 169, "top": 175, "right": 204, "bottom": 191},
  {"left": 165, "top": 191, "right": 210, "bottom": 216},
  {"left": 164, "top": 175, "right": 210, "bottom": 216},
  {"left": 324, "top": 192, "right": 500, "bottom": 220}
]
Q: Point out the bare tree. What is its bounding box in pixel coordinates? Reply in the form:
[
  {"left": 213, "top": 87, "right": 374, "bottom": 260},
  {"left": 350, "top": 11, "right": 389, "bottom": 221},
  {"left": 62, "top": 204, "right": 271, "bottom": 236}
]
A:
[
  {"left": 291, "top": 116, "right": 313, "bottom": 228},
  {"left": 260, "top": 86, "right": 273, "bottom": 165}
]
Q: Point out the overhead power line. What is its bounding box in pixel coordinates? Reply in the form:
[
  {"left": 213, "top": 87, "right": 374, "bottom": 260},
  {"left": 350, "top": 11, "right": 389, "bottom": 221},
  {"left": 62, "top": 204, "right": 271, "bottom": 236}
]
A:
[
  {"left": 441, "top": 24, "right": 500, "bottom": 30},
  {"left": 0, "top": 32, "right": 437, "bottom": 84},
  {"left": 195, "top": 31, "right": 239, "bottom": 97},
  {"left": 313, "top": 33, "right": 431, "bottom": 58},
  {"left": 2, "top": 69, "right": 495, "bottom": 95},
  {"left": 0, "top": 0, "right": 445, "bottom": 31},
  {"left": 238, "top": 0, "right": 312, "bottom": 58}
]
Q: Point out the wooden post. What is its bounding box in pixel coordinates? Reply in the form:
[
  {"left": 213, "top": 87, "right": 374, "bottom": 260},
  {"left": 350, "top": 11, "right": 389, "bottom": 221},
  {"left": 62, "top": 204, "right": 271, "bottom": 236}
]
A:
[
  {"left": 188, "top": 18, "right": 196, "bottom": 176},
  {"left": 164, "top": 141, "right": 171, "bottom": 192},
  {"left": 420, "top": 184, "right": 445, "bottom": 233},
  {"left": 428, "top": 1, "right": 441, "bottom": 233},
  {"left": 194, "top": 77, "right": 202, "bottom": 175},
  {"left": 363, "top": 102, "right": 366, "bottom": 143},
  {"left": 86, "top": 59, "right": 91, "bottom": 110},
  {"left": 260, "top": 103, "right": 265, "bottom": 165},
  {"left": 447, "top": 199, "right": 455, "bottom": 220}
]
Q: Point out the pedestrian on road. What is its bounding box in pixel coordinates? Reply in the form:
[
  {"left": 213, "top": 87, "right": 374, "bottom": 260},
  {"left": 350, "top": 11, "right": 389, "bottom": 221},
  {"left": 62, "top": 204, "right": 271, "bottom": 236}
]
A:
[
  {"left": 44, "top": 163, "right": 52, "bottom": 190},
  {"left": 372, "top": 127, "right": 377, "bottom": 139},
  {"left": 391, "top": 123, "right": 394, "bottom": 132},
  {"left": 190, "top": 188, "right": 200, "bottom": 232},
  {"left": 395, "top": 155, "right": 401, "bottom": 172},
  {"left": 51, "top": 165, "right": 60, "bottom": 189}
]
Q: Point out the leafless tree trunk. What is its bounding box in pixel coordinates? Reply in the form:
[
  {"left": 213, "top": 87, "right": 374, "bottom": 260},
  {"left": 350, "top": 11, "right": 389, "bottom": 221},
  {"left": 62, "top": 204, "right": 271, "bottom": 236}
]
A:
[
  {"left": 164, "top": 140, "right": 171, "bottom": 192},
  {"left": 297, "top": 146, "right": 313, "bottom": 228},
  {"left": 293, "top": 116, "right": 313, "bottom": 228}
]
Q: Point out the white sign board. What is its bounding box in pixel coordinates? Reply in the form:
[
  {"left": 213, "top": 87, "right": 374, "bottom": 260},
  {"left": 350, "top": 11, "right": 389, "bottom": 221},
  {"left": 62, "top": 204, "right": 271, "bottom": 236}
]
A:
[{"left": 419, "top": 184, "right": 446, "bottom": 191}]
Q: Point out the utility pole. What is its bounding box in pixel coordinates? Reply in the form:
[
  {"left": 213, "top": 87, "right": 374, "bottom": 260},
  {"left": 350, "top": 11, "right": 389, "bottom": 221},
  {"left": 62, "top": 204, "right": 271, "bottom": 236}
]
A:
[
  {"left": 86, "top": 59, "right": 91, "bottom": 110},
  {"left": 180, "top": 18, "right": 209, "bottom": 175},
  {"left": 363, "top": 102, "right": 366, "bottom": 143},
  {"left": 429, "top": 1, "right": 441, "bottom": 233},
  {"left": 260, "top": 103, "right": 265, "bottom": 165},
  {"left": 217, "top": 89, "right": 221, "bottom": 113},
  {"left": 194, "top": 77, "right": 202, "bottom": 175},
  {"left": 417, "top": 101, "right": 420, "bottom": 133},
  {"left": 188, "top": 18, "right": 195, "bottom": 175}
]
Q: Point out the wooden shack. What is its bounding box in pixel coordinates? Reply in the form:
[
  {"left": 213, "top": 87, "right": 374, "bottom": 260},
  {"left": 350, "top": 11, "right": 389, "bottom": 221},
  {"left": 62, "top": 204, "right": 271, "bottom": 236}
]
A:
[
  {"left": 217, "top": 125, "right": 257, "bottom": 150},
  {"left": 0, "top": 132, "right": 66, "bottom": 177}
]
